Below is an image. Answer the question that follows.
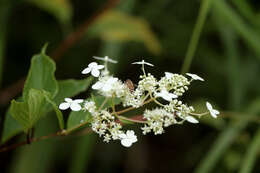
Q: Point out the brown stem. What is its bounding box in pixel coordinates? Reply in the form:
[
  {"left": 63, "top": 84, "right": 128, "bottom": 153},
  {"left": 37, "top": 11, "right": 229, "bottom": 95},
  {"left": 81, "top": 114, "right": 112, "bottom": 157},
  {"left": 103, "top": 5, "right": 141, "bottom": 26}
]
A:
[
  {"left": 0, "top": 131, "right": 61, "bottom": 153},
  {"left": 0, "top": 0, "right": 120, "bottom": 105},
  {"left": 0, "top": 114, "right": 143, "bottom": 153}
]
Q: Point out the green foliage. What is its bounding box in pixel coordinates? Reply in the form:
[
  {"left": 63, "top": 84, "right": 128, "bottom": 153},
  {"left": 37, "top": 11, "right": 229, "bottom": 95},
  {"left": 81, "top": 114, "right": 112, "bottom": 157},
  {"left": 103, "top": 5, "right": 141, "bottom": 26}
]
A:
[
  {"left": 194, "top": 99, "right": 260, "bottom": 173},
  {"left": 66, "top": 110, "right": 91, "bottom": 131},
  {"left": 25, "top": 0, "right": 72, "bottom": 25},
  {"left": 92, "top": 95, "right": 121, "bottom": 109},
  {"left": 53, "top": 78, "right": 93, "bottom": 105},
  {"left": 10, "top": 89, "right": 49, "bottom": 133},
  {"left": 88, "top": 10, "right": 161, "bottom": 55},
  {"left": 1, "top": 107, "right": 23, "bottom": 143},
  {"left": 239, "top": 128, "right": 260, "bottom": 173},
  {"left": 213, "top": 0, "right": 260, "bottom": 58},
  {"left": 2, "top": 47, "right": 94, "bottom": 142},
  {"left": 23, "top": 45, "right": 58, "bottom": 100}
]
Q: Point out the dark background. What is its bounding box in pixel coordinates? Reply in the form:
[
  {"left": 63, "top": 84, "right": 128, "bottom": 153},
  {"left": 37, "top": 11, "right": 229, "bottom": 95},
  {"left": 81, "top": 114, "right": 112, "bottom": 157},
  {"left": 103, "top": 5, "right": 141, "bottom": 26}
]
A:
[{"left": 0, "top": 0, "right": 260, "bottom": 172}]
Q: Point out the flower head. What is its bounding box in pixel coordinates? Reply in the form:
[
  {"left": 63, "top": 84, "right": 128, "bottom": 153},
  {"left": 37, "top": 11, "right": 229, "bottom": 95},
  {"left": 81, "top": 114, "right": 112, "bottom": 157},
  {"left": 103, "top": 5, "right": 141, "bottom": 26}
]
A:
[
  {"left": 186, "top": 73, "right": 204, "bottom": 81},
  {"left": 206, "top": 102, "right": 219, "bottom": 118},
  {"left": 92, "top": 77, "right": 118, "bottom": 92},
  {"left": 119, "top": 130, "right": 137, "bottom": 147},
  {"left": 156, "top": 89, "right": 177, "bottom": 101},
  {"left": 82, "top": 62, "right": 104, "bottom": 77},
  {"left": 59, "top": 98, "right": 83, "bottom": 111},
  {"left": 132, "top": 60, "right": 154, "bottom": 67},
  {"left": 93, "top": 56, "right": 118, "bottom": 64}
]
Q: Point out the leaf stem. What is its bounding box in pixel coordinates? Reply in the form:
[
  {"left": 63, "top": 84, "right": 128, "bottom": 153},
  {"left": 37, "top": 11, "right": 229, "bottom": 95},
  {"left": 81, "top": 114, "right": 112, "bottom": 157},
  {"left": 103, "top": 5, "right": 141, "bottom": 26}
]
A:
[{"left": 116, "top": 98, "right": 153, "bottom": 115}]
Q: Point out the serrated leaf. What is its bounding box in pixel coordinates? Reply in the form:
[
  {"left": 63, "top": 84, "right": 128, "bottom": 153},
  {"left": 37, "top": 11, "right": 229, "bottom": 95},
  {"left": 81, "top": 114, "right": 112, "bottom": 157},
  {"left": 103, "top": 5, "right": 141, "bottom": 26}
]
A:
[
  {"left": 54, "top": 77, "right": 93, "bottom": 105},
  {"left": 67, "top": 111, "right": 92, "bottom": 131},
  {"left": 88, "top": 10, "right": 161, "bottom": 55},
  {"left": 10, "top": 89, "right": 48, "bottom": 133},
  {"left": 23, "top": 46, "right": 58, "bottom": 100},
  {"left": 26, "top": 0, "right": 72, "bottom": 24}
]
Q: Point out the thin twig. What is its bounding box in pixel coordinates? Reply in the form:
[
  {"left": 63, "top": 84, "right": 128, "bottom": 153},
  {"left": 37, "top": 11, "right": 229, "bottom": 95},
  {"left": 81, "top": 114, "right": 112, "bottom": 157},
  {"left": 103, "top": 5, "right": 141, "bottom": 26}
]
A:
[
  {"left": 0, "top": 131, "right": 61, "bottom": 152},
  {"left": 0, "top": 0, "right": 120, "bottom": 105}
]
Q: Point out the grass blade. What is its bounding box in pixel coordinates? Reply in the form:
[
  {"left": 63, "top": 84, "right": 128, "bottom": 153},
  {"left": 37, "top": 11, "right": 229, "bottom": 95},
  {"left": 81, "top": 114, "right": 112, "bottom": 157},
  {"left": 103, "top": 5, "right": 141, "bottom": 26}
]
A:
[
  {"left": 239, "top": 128, "right": 260, "bottom": 173},
  {"left": 181, "top": 0, "right": 212, "bottom": 74}
]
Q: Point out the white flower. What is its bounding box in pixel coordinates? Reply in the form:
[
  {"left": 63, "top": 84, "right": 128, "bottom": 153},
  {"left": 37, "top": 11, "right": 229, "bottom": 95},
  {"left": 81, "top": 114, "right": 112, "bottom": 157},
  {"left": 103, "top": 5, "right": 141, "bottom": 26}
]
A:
[
  {"left": 92, "top": 77, "right": 118, "bottom": 92},
  {"left": 82, "top": 62, "right": 104, "bottom": 77},
  {"left": 83, "top": 101, "right": 97, "bottom": 114},
  {"left": 156, "top": 89, "right": 177, "bottom": 101},
  {"left": 206, "top": 102, "right": 219, "bottom": 118},
  {"left": 93, "top": 56, "right": 118, "bottom": 63},
  {"left": 132, "top": 60, "right": 154, "bottom": 67},
  {"left": 165, "top": 72, "right": 173, "bottom": 79},
  {"left": 185, "top": 115, "right": 199, "bottom": 123},
  {"left": 59, "top": 98, "right": 83, "bottom": 111},
  {"left": 186, "top": 73, "right": 204, "bottom": 81},
  {"left": 118, "top": 130, "right": 137, "bottom": 147}
]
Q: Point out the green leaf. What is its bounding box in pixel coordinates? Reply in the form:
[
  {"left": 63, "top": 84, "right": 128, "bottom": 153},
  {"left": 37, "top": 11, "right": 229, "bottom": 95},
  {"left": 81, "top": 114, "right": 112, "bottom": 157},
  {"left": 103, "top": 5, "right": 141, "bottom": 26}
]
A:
[
  {"left": 43, "top": 91, "right": 64, "bottom": 129},
  {"left": 26, "top": 0, "right": 72, "bottom": 25},
  {"left": 10, "top": 89, "right": 48, "bottom": 133},
  {"left": 1, "top": 107, "right": 23, "bottom": 143},
  {"left": 88, "top": 10, "right": 161, "bottom": 55},
  {"left": 66, "top": 111, "right": 92, "bottom": 131},
  {"left": 23, "top": 46, "right": 58, "bottom": 100},
  {"left": 54, "top": 77, "right": 93, "bottom": 105}
]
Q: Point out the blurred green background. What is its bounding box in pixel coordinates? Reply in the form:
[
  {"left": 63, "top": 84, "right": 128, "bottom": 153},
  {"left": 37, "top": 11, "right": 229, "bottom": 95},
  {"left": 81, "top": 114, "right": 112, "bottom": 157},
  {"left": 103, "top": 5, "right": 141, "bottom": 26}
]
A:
[{"left": 0, "top": 0, "right": 260, "bottom": 172}]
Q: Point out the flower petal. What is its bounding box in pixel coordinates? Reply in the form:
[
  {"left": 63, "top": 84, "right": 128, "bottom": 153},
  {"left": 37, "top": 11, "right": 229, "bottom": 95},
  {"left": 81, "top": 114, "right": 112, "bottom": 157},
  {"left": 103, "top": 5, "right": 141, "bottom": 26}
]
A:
[
  {"left": 118, "top": 133, "right": 127, "bottom": 139},
  {"left": 97, "top": 65, "right": 105, "bottom": 70},
  {"left": 121, "top": 139, "right": 133, "bottom": 147},
  {"left": 91, "top": 69, "right": 100, "bottom": 77},
  {"left": 88, "top": 62, "right": 97, "bottom": 68},
  {"left": 92, "top": 81, "right": 103, "bottom": 90},
  {"left": 165, "top": 72, "right": 173, "bottom": 79},
  {"left": 103, "top": 84, "right": 112, "bottom": 91},
  {"left": 74, "top": 99, "right": 84, "bottom": 103},
  {"left": 81, "top": 67, "right": 91, "bottom": 74},
  {"left": 70, "top": 103, "right": 82, "bottom": 111},
  {"left": 64, "top": 98, "right": 72, "bottom": 102},
  {"left": 186, "top": 73, "right": 204, "bottom": 81},
  {"left": 185, "top": 116, "right": 199, "bottom": 123},
  {"left": 206, "top": 102, "right": 213, "bottom": 111},
  {"left": 59, "top": 102, "right": 70, "bottom": 110}
]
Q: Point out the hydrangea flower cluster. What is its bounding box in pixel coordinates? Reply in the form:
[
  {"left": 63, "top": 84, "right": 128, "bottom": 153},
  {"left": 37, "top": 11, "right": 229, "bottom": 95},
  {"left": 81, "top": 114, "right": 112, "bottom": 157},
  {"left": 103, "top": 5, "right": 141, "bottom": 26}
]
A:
[{"left": 59, "top": 56, "right": 220, "bottom": 147}]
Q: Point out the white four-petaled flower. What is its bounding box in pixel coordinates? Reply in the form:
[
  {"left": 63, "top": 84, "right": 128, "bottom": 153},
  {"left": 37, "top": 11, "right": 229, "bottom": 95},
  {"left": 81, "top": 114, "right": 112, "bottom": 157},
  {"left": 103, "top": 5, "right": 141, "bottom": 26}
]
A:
[
  {"left": 59, "top": 98, "right": 83, "bottom": 111},
  {"left": 186, "top": 73, "right": 204, "bottom": 81},
  {"left": 156, "top": 89, "right": 177, "bottom": 101},
  {"left": 93, "top": 56, "right": 118, "bottom": 63},
  {"left": 118, "top": 130, "right": 138, "bottom": 147},
  {"left": 92, "top": 77, "right": 118, "bottom": 92},
  {"left": 132, "top": 60, "right": 154, "bottom": 67},
  {"left": 82, "top": 62, "right": 104, "bottom": 77},
  {"left": 206, "top": 102, "right": 219, "bottom": 118}
]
